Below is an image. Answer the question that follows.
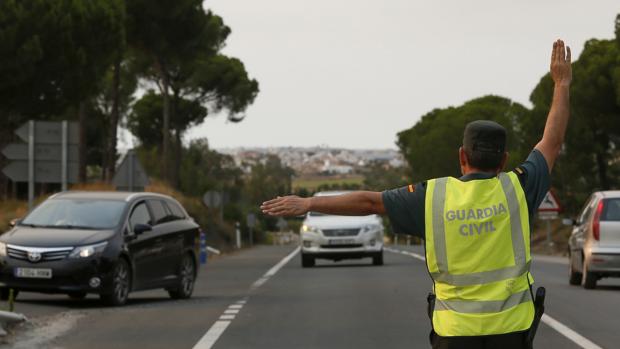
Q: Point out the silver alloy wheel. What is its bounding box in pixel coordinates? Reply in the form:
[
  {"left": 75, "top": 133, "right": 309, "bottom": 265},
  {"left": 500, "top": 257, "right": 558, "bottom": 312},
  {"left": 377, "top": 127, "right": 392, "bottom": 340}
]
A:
[
  {"left": 114, "top": 261, "right": 130, "bottom": 302},
  {"left": 180, "top": 255, "right": 195, "bottom": 295}
]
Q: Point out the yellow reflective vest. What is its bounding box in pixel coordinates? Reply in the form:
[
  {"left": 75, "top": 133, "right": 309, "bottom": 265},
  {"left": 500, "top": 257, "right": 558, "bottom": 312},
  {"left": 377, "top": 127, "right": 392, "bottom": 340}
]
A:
[{"left": 424, "top": 172, "right": 534, "bottom": 337}]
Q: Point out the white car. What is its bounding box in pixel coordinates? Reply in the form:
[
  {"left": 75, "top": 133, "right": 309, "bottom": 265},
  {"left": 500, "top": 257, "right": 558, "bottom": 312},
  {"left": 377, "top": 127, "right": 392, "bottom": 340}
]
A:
[
  {"left": 300, "top": 191, "right": 384, "bottom": 267},
  {"left": 567, "top": 191, "right": 620, "bottom": 289}
]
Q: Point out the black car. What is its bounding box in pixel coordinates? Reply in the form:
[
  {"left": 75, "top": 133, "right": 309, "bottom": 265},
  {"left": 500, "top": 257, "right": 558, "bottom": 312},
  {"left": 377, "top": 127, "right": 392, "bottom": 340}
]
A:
[{"left": 0, "top": 191, "right": 201, "bottom": 306}]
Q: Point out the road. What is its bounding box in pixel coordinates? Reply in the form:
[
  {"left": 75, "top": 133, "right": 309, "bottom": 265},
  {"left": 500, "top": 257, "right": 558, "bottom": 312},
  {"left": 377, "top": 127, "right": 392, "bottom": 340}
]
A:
[{"left": 2, "top": 244, "right": 619, "bottom": 349}]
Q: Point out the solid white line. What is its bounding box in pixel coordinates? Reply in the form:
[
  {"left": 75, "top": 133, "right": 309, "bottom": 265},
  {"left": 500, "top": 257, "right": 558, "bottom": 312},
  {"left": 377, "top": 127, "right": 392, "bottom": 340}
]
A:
[
  {"left": 250, "top": 247, "right": 300, "bottom": 290},
  {"left": 192, "top": 321, "right": 231, "bottom": 349},
  {"left": 387, "top": 247, "right": 602, "bottom": 349},
  {"left": 386, "top": 247, "right": 426, "bottom": 261},
  {"left": 264, "top": 247, "right": 301, "bottom": 278},
  {"left": 192, "top": 247, "right": 300, "bottom": 349},
  {"left": 541, "top": 314, "right": 603, "bottom": 349}
]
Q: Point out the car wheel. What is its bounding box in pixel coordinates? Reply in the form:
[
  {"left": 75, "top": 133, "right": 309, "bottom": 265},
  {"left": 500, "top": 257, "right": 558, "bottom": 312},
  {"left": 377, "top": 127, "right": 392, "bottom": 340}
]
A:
[
  {"left": 582, "top": 259, "right": 597, "bottom": 289},
  {"left": 372, "top": 252, "right": 384, "bottom": 266},
  {"left": 68, "top": 292, "right": 87, "bottom": 300},
  {"left": 0, "top": 288, "right": 18, "bottom": 301},
  {"left": 101, "top": 258, "right": 131, "bottom": 306},
  {"left": 168, "top": 254, "right": 196, "bottom": 300},
  {"left": 301, "top": 253, "right": 315, "bottom": 268},
  {"left": 568, "top": 252, "right": 582, "bottom": 286}
]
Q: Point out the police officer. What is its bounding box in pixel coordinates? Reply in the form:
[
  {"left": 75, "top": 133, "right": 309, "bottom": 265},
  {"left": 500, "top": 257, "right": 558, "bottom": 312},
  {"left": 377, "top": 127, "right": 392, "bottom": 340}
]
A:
[{"left": 261, "top": 39, "right": 572, "bottom": 348}]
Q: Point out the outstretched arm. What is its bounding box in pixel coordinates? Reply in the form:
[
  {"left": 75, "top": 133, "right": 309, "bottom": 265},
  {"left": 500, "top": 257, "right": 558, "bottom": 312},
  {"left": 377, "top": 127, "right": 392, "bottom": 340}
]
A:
[
  {"left": 261, "top": 191, "right": 385, "bottom": 217},
  {"left": 535, "top": 39, "right": 572, "bottom": 172}
]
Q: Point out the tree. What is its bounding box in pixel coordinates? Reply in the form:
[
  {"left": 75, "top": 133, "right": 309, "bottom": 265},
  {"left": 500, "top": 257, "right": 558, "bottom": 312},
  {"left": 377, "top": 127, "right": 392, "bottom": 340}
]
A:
[
  {"left": 127, "top": 2, "right": 258, "bottom": 183},
  {"left": 0, "top": 0, "right": 125, "bottom": 183},
  {"left": 127, "top": 90, "right": 207, "bottom": 148},
  {"left": 527, "top": 39, "right": 620, "bottom": 211},
  {"left": 94, "top": 56, "right": 138, "bottom": 180},
  {"left": 397, "top": 95, "right": 530, "bottom": 183}
]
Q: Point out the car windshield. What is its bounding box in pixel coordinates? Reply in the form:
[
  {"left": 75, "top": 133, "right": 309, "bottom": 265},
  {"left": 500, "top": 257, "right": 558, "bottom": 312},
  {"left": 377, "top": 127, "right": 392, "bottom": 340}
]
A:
[{"left": 21, "top": 199, "right": 126, "bottom": 230}]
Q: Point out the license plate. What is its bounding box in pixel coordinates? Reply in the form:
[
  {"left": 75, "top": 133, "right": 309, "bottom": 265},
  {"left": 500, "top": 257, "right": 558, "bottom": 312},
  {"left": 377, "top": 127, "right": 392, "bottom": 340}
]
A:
[
  {"left": 14, "top": 268, "right": 52, "bottom": 279},
  {"left": 329, "top": 239, "right": 355, "bottom": 245}
]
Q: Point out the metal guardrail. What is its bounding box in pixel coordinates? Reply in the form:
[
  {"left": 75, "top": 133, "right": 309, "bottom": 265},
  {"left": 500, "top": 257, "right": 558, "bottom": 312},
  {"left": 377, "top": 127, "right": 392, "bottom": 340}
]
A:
[
  {"left": 391, "top": 234, "right": 421, "bottom": 246},
  {"left": 0, "top": 310, "right": 27, "bottom": 336},
  {"left": 269, "top": 232, "right": 299, "bottom": 245}
]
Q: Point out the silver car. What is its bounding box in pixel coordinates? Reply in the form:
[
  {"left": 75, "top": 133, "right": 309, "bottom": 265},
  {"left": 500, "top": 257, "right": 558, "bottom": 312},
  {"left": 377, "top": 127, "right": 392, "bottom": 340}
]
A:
[
  {"left": 567, "top": 191, "right": 620, "bottom": 289},
  {"left": 300, "top": 191, "right": 384, "bottom": 268}
]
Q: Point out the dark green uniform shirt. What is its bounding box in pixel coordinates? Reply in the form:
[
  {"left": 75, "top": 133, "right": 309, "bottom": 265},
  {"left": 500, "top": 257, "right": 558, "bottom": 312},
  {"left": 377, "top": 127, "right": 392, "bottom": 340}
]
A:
[{"left": 382, "top": 150, "right": 550, "bottom": 238}]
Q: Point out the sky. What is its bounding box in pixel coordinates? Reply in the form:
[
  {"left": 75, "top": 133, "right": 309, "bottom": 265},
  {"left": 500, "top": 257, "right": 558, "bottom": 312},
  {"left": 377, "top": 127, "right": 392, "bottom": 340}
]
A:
[{"left": 180, "top": 0, "right": 620, "bottom": 150}]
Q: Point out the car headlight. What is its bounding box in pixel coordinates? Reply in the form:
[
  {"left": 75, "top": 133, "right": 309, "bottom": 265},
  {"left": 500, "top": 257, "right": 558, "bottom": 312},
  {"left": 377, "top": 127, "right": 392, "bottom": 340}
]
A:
[
  {"left": 0, "top": 242, "right": 6, "bottom": 257},
  {"left": 361, "top": 224, "right": 382, "bottom": 234},
  {"left": 301, "top": 225, "right": 321, "bottom": 234},
  {"left": 69, "top": 242, "right": 108, "bottom": 258}
]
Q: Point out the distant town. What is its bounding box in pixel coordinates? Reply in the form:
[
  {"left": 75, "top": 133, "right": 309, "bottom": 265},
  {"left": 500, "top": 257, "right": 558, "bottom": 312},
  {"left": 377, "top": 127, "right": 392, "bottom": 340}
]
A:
[{"left": 218, "top": 146, "right": 405, "bottom": 176}]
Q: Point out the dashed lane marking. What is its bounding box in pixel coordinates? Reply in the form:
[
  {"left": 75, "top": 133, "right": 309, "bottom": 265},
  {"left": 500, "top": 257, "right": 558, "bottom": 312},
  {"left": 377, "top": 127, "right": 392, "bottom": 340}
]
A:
[
  {"left": 386, "top": 246, "right": 604, "bottom": 349},
  {"left": 192, "top": 247, "right": 300, "bottom": 349}
]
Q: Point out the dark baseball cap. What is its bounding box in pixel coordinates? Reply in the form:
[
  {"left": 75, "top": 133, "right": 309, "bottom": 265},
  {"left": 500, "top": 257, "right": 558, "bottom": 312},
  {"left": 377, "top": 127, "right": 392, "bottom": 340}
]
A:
[{"left": 463, "top": 120, "right": 506, "bottom": 153}]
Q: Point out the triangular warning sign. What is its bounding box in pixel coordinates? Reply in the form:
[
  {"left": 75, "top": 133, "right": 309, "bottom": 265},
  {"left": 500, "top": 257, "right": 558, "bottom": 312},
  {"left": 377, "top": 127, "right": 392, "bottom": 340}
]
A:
[{"left": 538, "top": 191, "right": 561, "bottom": 212}]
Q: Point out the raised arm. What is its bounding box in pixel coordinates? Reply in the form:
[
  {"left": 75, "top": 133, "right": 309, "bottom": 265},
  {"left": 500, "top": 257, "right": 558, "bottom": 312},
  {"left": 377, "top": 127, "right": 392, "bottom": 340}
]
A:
[
  {"left": 535, "top": 39, "right": 572, "bottom": 172},
  {"left": 261, "top": 191, "right": 385, "bottom": 217}
]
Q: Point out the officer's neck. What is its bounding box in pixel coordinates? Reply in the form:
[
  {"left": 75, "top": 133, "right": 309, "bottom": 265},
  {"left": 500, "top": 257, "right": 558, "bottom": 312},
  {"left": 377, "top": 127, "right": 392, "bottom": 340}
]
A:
[{"left": 460, "top": 166, "right": 501, "bottom": 176}]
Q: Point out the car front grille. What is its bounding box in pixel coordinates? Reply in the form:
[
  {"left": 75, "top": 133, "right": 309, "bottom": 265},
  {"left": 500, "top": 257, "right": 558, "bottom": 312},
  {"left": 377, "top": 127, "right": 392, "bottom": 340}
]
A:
[
  {"left": 322, "top": 229, "right": 359, "bottom": 237},
  {"left": 7, "top": 245, "right": 74, "bottom": 263}
]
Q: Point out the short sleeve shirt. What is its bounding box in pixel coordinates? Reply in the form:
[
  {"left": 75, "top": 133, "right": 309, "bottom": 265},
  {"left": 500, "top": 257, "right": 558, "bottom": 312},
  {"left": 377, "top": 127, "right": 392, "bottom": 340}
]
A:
[{"left": 382, "top": 150, "right": 550, "bottom": 239}]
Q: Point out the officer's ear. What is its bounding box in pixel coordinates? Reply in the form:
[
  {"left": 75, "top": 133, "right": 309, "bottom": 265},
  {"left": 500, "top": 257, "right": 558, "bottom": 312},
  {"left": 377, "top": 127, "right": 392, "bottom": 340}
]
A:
[{"left": 459, "top": 147, "right": 468, "bottom": 174}]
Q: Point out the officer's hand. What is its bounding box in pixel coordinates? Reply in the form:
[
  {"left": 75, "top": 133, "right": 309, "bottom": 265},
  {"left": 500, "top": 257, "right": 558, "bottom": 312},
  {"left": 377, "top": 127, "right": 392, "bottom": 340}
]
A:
[
  {"left": 550, "top": 39, "right": 571, "bottom": 87},
  {"left": 261, "top": 195, "right": 310, "bottom": 217}
]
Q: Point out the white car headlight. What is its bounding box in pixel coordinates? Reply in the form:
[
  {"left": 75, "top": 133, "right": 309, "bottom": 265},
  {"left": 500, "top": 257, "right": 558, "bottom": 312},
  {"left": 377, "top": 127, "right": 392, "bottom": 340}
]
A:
[
  {"left": 0, "top": 242, "right": 6, "bottom": 257},
  {"left": 301, "top": 224, "right": 321, "bottom": 234},
  {"left": 69, "top": 242, "right": 108, "bottom": 258},
  {"left": 361, "top": 224, "right": 382, "bottom": 234}
]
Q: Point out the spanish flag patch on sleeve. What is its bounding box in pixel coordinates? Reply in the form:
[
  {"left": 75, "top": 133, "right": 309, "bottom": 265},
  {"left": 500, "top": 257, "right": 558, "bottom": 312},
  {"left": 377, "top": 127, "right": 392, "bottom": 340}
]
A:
[{"left": 407, "top": 184, "right": 415, "bottom": 193}]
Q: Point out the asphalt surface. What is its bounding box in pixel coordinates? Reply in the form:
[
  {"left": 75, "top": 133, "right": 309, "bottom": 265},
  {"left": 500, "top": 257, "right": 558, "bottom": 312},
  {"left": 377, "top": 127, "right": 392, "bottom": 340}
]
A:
[{"left": 2, "top": 244, "right": 619, "bottom": 349}]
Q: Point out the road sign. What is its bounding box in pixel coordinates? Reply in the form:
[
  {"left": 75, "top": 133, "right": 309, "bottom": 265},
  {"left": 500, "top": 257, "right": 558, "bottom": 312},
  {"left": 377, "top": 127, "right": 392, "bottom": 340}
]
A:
[
  {"left": 203, "top": 191, "right": 222, "bottom": 208},
  {"left": 538, "top": 191, "right": 562, "bottom": 212},
  {"left": 2, "top": 120, "right": 79, "bottom": 210},
  {"left": 15, "top": 121, "right": 79, "bottom": 144},
  {"left": 246, "top": 213, "right": 256, "bottom": 228},
  {"left": 113, "top": 150, "right": 149, "bottom": 191},
  {"left": 277, "top": 218, "right": 288, "bottom": 232},
  {"left": 2, "top": 161, "right": 79, "bottom": 183},
  {"left": 2, "top": 143, "right": 79, "bottom": 162}
]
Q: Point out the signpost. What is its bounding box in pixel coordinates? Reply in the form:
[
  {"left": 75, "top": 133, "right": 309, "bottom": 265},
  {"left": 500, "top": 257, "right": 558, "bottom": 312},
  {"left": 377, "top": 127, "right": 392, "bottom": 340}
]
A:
[
  {"left": 112, "top": 150, "right": 149, "bottom": 192},
  {"left": 203, "top": 190, "right": 229, "bottom": 221},
  {"left": 246, "top": 213, "right": 256, "bottom": 246},
  {"left": 537, "top": 191, "right": 562, "bottom": 247},
  {"left": 2, "top": 120, "right": 79, "bottom": 210}
]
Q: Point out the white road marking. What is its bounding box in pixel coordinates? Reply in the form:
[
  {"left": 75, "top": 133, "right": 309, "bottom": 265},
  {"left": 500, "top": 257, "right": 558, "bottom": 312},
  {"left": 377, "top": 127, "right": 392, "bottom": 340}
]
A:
[
  {"left": 192, "top": 247, "right": 300, "bottom": 349},
  {"left": 192, "top": 321, "right": 231, "bottom": 349},
  {"left": 386, "top": 247, "right": 426, "bottom": 261},
  {"left": 386, "top": 247, "right": 604, "bottom": 349},
  {"left": 541, "top": 314, "right": 603, "bottom": 349}
]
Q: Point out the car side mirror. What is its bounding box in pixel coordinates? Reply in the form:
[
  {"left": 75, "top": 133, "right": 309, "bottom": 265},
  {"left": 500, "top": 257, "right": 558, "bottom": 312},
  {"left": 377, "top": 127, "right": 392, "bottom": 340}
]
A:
[
  {"left": 133, "top": 223, "right": 152, "bottom": 235},
  {"left": 562, "top": 218, "right": 577, "bottom": 226},
  {"left": 9, "top": 218, "right": 21, "bottom": 228}
]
